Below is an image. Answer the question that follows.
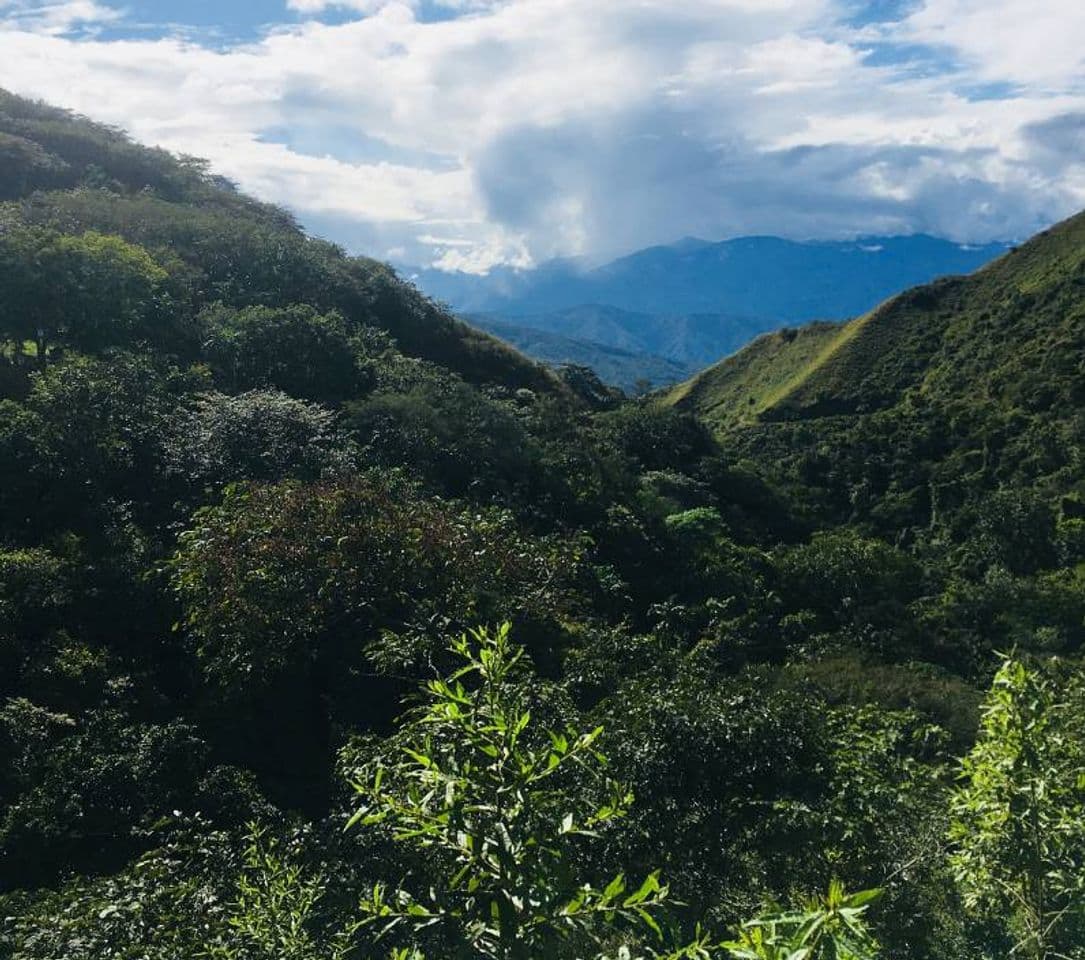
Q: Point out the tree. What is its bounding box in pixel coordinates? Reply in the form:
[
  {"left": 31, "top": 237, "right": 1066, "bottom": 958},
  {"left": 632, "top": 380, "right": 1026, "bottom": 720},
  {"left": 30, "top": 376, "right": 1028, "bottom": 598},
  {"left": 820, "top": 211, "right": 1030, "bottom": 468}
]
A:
[
  {"left": 170, "top": 476, "right": 592, "bottom": 802},
  {"left": 0, "top": 228, "right": 165, "bottom": 359},
  {"left": 948, "top": 656, "right": 1085, "bottom": 959},
  {"left": 209, "top": 825, "right": 352, "bottom": 960},
  {"left": 164, "top": 389, "right": 356, "bottom": 489},
  {"left": 200, "top": 303, "right": 367, "bottom": 404},
  {"left": 347, "top": 624, "right": 676, "bottom": 960}
]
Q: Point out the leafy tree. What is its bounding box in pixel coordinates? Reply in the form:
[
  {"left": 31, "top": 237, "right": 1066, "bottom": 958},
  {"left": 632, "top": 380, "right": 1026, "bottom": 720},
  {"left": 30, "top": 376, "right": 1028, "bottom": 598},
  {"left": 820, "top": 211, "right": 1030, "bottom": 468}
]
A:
[
  {"left": 775, "top": 530, "right": 923, "bottom": 634},
  {"left": 0, "top": 228, "right": 166, "bottom": 359},
  {"left": 164, "top": 389, "right": 356, "bottom": 489},
  {"left": 7, "top": 351, "right": 191, "bottom": 535},
  {"left": 949, "top": 656, "right": 1085, "bottom": 959},
  {"left": 594, "top": 405, "right": 713, "bottom": 474},
  {"left": 200, "top": 303, "right": 368, "bottom": 404},
  {"left": 0, "top": 821, "right": 249, "bottom": 960},
  {"left": 209, "top": 825, "right": 352, "bottom": 960},
  {"left": 170, "top": 475, "right": 594, "bottom": 800},
  {"left": 348, "top": 624, "right": 676, "bottom": 960},
  {"left": 0, "top": 704, "right": 209, "bottom": 886},
  {"left": 0, "top": 131, "right": 69, "bottom": 199},
  {"left": 597, "top": 659, "right": 835, "bottom": 924}
]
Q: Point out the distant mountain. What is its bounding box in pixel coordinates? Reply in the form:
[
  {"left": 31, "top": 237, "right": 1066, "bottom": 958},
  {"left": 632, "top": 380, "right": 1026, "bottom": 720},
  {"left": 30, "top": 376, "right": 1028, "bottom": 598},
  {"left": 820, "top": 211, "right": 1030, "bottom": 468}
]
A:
[
  {"left": 468, "top": 314, "right": 696, "bottom": 393},
  {"left": 472, "top": 305, "right": 764, "bottom": 372},
  {"left": 410, "top": 234, "right": 1010, "bottom": 323},
  {"left": 409, "top": 233, "right": 1010, "bottom": 387}
]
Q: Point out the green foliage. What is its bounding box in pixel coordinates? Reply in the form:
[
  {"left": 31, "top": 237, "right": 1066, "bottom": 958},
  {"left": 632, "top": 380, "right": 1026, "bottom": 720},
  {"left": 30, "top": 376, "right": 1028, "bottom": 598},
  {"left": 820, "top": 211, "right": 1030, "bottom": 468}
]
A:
[
  {"left": 200, "top": 303, "right": 369, "bottom": 403},
  {"left": 1, "top": 825, "right": 239, "bottom": 959},
  {"left": 669, "top": 212, "right": 1085, "bottom": 561},
  {"left": 0, "top": 227, "right": 166, "bottom": 356},
  {"left": 348, "top": 624, "right": 675, "bottom": 960},
  {"left": 0, "top": 700, "right": 211, "bottom": 884},
  {"left": 723, "top": 881, "right": 881, "bottom": 960},
  {"left": 595, "top": 404, "right": 713, "bottom": 473},
  {"left": 169, "top": 474, "right": 594, "bottom": 797},
  {"left": 597, "top": 658, "right": 833, "bottom": 921},
  {"left": 949, "top": 656, "right": 1085, "bottom": 958},
  {"left": 209, "top": 824, "right": 351, "bottom": 960},
  {"left": 345, "top": 364, "right": 552, "bottom": 503},
  {"left": 165, "top": 389, "right": 356, "bottom": 488},
  {"left": 776, "top": 530, "right": 922, "bottom": 626}
]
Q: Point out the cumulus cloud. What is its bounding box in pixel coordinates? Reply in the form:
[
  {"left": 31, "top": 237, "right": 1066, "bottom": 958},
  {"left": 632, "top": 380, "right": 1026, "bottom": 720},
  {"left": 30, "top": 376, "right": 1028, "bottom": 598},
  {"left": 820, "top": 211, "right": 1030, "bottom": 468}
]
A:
[
  {"left": 896, "top": 0, "right": 1084, "bottom": 89},
  {"left": 0, "top": 0, "right": 1082, "bottom": 270}
]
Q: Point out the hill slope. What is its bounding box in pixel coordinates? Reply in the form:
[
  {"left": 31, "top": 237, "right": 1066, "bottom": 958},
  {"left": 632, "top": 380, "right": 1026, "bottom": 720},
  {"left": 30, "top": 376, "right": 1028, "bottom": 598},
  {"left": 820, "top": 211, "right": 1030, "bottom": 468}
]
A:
[
  {"left": 666, "top": 209, "right": 1085, "bottom": 533},
  {"left": 670, "top": 212, "right": 1085, "bottom": 424},
  {"left": 0, "top": 89, "right": 563, "bottom": 397}
]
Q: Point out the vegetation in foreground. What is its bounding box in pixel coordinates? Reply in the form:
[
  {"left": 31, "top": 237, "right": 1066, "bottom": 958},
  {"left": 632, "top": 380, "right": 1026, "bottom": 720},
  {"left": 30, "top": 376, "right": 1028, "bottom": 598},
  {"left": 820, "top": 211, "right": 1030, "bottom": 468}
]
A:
[{"left": 2, "top": 89, "right": 1085, "bottom": 958}]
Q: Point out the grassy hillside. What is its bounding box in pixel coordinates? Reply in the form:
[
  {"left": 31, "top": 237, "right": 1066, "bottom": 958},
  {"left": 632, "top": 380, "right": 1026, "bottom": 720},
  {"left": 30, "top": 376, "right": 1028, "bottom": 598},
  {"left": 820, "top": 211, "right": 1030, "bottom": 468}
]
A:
[
  {"left": 666, "top": 209, "right": 1085, "bottom": 536},
  {"left": 670, "top": 211, "right": 1085, "bottom": 425},
  {"left": 663, "top": 321, "right": 845, "bottom": 423}
]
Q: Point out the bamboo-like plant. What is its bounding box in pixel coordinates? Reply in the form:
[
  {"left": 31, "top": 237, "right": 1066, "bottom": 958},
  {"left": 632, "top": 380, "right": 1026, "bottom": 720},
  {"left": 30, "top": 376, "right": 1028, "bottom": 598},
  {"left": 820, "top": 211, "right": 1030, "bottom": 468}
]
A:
[
  {"left": 949, "top": 656, "right": 1085, "bottom": 959},
  {"left": 722, "top": 881, "right": 881, "bottom": 960},
  {"left": 348, "top": 624, "right": 678, "bottom": 960}
]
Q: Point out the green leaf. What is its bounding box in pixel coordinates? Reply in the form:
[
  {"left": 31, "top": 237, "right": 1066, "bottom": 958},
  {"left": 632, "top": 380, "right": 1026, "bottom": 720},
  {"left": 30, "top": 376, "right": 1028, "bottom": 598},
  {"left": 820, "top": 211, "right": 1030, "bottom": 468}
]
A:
[{"left": 602, "top": 873, "right": 626, "bottom": 902}]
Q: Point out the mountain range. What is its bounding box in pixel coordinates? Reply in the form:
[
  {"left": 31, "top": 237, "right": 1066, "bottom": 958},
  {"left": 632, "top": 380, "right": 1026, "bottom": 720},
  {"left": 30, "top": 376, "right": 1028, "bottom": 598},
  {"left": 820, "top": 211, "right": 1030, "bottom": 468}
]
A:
[{"left": 408, "top": 234, "right": 1010, "bottom": 390}]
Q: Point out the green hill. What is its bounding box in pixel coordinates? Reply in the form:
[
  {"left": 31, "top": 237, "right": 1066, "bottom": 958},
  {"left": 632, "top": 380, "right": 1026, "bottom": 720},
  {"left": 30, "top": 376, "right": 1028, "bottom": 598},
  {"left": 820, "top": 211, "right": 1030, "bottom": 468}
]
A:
[
  {"left": 663, "top": 320, "right": 846, "bottom": 422},
  {"left": 668, "top": 211, "right": 1085, "bottom": 424},
  {"left": 665, "top": 209, "right": 1085, "bottom": 535},
  {"left": 0, "top": 89, "right": 563, "bottom": 397}
]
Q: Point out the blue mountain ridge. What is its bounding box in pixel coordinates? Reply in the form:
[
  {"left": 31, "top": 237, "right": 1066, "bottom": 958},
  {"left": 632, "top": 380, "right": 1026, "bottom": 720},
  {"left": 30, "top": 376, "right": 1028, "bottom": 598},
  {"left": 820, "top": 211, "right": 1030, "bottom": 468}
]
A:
[{"left": 406, "top": 233, "right": 1010, "bottom": 385}]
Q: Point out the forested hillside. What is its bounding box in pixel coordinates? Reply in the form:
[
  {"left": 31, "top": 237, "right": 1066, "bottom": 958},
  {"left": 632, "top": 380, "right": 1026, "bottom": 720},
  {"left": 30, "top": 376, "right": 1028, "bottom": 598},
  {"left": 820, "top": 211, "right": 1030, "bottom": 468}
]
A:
[
  {"left": 667, "top": 211, "right": 1085, "bottom": 541},
  {"left": 2, "top": 91, "right": 1084, "bottom": 960}
]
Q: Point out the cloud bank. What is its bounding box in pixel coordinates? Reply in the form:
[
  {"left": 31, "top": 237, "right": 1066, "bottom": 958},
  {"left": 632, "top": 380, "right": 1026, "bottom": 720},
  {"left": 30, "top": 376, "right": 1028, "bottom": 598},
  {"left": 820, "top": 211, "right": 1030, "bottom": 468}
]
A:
[{"left": 0, "top": 0, "right": 1082, "bottom": 271}]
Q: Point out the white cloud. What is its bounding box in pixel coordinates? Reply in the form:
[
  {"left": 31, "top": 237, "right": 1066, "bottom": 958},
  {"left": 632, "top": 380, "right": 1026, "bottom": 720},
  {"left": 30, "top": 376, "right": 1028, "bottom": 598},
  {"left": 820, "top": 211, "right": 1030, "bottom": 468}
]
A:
[
  {"left": 0, "top": 0, "right": 120, "bottom": 34},
  {"left": 897, "top": 0, "right": 1085, "bottom": 90},
  {"left": 0, "top": 0, "right": 1082, "bottom": 269}
]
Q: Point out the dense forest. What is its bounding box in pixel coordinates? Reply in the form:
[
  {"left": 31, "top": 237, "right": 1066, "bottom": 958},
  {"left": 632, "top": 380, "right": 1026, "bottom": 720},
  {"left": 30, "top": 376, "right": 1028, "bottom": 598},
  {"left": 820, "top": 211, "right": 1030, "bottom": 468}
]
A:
[{"left": 1, "top": 89, "right": 1084, "bottom": 959}]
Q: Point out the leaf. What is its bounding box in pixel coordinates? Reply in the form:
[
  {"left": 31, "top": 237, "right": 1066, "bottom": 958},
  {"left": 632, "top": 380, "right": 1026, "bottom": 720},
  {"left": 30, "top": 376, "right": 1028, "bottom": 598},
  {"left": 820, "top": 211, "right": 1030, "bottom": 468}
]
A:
[
  {"left": 842, "top": 887, "right": 882, "bottom": 908},
  {"left": 624, "top": 871, "right": 661, "bottom": 907},
  {"left": 602, "top": 873, "right": 626, "bottom": 902},
  {"left": 635, "top": 906, "right": 662, "bottom": 940}
]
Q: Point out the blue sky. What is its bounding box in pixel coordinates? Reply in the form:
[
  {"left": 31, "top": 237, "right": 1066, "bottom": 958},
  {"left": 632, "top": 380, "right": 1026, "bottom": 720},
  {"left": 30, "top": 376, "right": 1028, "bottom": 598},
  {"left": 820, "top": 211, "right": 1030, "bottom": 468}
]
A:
[{"left": 1, "top": 0, "right": 1083, "bottom": 272}]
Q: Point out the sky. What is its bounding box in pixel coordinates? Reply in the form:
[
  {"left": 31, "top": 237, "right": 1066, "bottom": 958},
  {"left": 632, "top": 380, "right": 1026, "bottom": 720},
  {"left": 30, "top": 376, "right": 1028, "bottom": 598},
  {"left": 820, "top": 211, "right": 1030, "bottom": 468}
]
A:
[{"left": 0, "top": 0, "right": 1083, "bottom": 272}]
